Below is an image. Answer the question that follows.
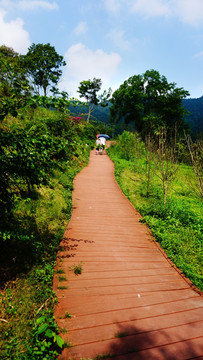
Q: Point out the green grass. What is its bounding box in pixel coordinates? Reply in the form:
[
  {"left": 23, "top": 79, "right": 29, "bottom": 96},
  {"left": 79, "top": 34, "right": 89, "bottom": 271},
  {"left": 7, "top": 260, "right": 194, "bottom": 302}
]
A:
[
  {"left": 107, "top": 144, "right": 203, "bottom": 292},
  {"left": 0, "top": 263, "right": 62, "bottom": 359}
]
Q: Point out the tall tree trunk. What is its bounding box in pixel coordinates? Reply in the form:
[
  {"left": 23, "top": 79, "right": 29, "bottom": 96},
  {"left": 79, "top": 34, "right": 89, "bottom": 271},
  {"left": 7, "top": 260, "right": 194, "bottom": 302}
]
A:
[{"left": 87, "top": 109, "right": 91, "bottom": 123}]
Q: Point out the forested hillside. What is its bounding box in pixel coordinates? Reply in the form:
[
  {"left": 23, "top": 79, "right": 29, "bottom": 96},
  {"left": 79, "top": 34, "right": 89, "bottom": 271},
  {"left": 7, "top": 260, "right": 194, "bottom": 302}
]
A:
[
  {"left": 69, "top": 90, "right": 203, "bottom": 139},
  {"left": 69, "top": 101, "right": 111, "bottom": 125},
  {"left": 183, "top": 96, "right": 203, "bottom": 136},
  {"left": 69, "top": 97, "right": 203, "bottom": 138}
]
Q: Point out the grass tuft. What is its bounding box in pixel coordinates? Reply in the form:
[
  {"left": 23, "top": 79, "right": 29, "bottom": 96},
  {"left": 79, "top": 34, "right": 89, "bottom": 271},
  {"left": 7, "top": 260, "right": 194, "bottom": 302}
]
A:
[{"left": 70, "top": 262, "right": 83, "bottom": 275}]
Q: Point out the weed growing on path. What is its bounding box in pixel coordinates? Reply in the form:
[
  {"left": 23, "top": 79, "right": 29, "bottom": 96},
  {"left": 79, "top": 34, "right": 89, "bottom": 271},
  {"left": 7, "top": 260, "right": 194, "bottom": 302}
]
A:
[
  {"left": 58, "top": 275, "right": 67, "bottom": 282},
  {"left": 57, "top": 285, "right": 68, "bottom": 290},
  {"left": 60, "top": 311, "right": 72, "bottom": 319},
  {"left": 93, "top": 354, "right": 111, "bottom": 360},
  {"left": 70, "top": 262, "right": 83, "bottom": 275},
  {"left": 115, "top": 331, "right": 129, "bottom": 338},
  {"left": 55, "top": 269, "right": 65, "bottom": 274}
]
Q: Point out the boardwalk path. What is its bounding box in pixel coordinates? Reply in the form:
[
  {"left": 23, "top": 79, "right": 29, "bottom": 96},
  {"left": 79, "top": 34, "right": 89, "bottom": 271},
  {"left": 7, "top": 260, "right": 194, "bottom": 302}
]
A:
[{"left": 53, "top": 149, "right": 203, "bottom": 360}]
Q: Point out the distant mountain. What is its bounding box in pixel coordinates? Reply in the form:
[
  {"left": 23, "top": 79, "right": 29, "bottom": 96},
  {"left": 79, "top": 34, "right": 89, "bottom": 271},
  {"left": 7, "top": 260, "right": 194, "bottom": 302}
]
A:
[
  {"left": 183, "top": 96, "right": 203, "bottom": 136},
  {"left": 68, "top": 102, "right": 111, "bottom": 124},
  {"left": 69, "top": 98, "right": 203, "bottom": 137}
]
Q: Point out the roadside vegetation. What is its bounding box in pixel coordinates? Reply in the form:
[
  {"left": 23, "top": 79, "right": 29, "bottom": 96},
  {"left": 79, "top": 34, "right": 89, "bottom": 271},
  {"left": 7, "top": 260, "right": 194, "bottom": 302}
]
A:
[{"left": 107, "top": 131, "right": 203, "bottom": 292}]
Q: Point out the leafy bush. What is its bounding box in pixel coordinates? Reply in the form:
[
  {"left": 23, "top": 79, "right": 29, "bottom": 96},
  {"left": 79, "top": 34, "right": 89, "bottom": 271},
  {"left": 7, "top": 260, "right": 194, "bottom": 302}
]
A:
[{"left": 111, "top": 130, "right": 143, "bottom": 161}]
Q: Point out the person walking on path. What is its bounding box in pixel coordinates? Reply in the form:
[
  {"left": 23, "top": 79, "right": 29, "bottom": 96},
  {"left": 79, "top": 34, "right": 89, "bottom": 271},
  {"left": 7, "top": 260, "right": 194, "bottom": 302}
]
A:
[
  {"left": 99, "top": 136, "right": 106, "bottom": 154},
  {"left": 95, "top": 136, "right": 101, "bottom": 155}
]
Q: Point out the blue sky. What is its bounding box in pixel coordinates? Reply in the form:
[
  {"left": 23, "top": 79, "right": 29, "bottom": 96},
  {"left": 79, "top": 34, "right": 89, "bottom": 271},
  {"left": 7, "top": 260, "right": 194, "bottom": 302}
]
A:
[{"left": 1, "top": 0, "right": 203, "bottom": 98}]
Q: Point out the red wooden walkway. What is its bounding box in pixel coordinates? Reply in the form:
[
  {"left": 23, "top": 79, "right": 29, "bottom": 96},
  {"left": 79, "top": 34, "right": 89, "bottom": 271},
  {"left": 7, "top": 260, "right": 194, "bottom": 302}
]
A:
[{"left": 53, "top": 149, "right": 203, "bottom": 360}]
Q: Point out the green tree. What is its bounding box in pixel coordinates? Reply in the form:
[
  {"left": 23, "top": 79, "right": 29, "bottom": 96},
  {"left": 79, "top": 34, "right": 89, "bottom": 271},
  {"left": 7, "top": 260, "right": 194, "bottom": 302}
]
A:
[
  {"left": 0, "top": 45, "right": 27, "bottom": 91},
  {"left": 110, "top": 69, "right": 190, "bottom": 136},
  {"left": 77, "top": 78, "right": 111, "bottom": 122},
  {"left": 24, "top": 43, "right": 66, "bottom": 96},
  {"left": 0, "top": 45, "right": 31, "bottom": 120}
]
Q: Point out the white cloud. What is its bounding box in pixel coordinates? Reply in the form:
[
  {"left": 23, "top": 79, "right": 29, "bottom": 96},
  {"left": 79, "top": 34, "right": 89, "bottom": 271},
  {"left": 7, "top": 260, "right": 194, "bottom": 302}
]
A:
[
  {"left": 103, "top": 0, "right": 121, "bottom": 14},
  {"left": 129, "top": 0, "right": 203, "bottom": 25},
  {"left": 59, "top": 43, "right": 121, "bottom": 98},
  {"left": 172, "top": 0, "right": 203, "bottom": 26},
  {"left": 0, "top": 9, "right": 30, "bottom": 53},
  {"left": 107, "top": 29, "right": 131, "bottom": 51},
  {"left": 18, "top": 0, "right": 58, "bottom": 11},
  {"left": 0, "top": 0, "right": 13, "bottom": 9},
  {"left": 73, "top": 21, "right": 88, "bottom": 36},
  {"left": 194, "top": 50, "right": 203, "bottom": 58},
  {"left": 129, "top": 0, "right": 171, "bottom": 17},
  {"left": 103, "top": 0, "right": 203, "bottom": 26}
]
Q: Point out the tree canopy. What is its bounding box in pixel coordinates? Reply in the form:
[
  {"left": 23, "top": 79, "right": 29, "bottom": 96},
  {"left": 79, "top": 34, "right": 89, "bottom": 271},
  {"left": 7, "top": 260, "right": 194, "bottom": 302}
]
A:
[
  {"left": 110, "top": 69, "right": 190, "bottom": 136},
  {"left": 0, "top": 45, "right": 31, "bottom": 120},
  {"left": 77, "top": 78, "right": 111, "bottom": 122},
  {"left": 0, "top": 44, "right": 71, "bottom": 120},
  {"left": 24, "top": 43, "right": 66, "bottom": 96}
]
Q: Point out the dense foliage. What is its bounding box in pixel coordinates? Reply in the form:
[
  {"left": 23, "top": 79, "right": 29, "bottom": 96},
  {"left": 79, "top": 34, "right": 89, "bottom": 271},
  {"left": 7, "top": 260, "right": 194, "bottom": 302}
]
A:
[
  {"left": 111, "top": 69, "right": 190, "bottom": 137},
  {"left": 107, "top": 132, "right": 203, "bottom": 292},
  {"left": 23, "top": 43, "right": 66, "bottom": 96},
  {"left": 0, "top": 46, "right": 31, "bottom": 120}
]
